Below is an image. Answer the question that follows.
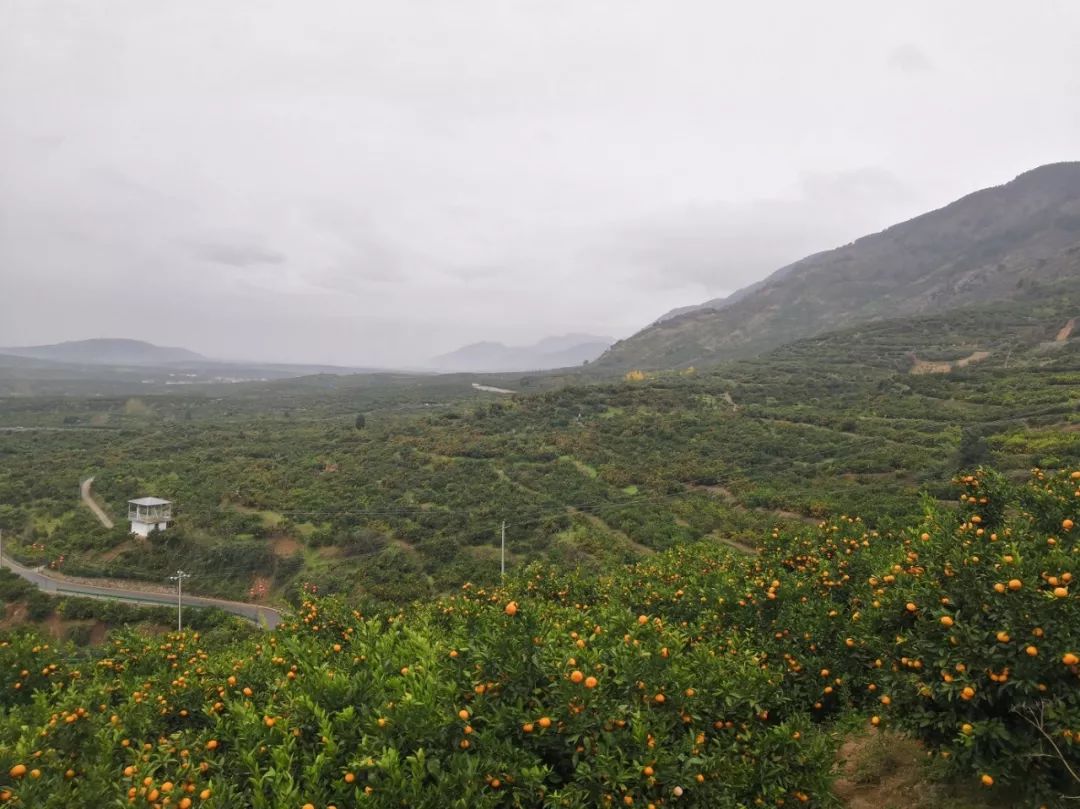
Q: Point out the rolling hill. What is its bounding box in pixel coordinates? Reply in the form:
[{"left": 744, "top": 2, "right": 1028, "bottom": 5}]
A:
[
  {"left": 597, "top": 162, "right": 1080, "bottom": 370},
  {"left": 0, "top": 338, "right": 206, "bottom": 366},
  {"left": 430, "top": 334, "right": 612, "bottom": 372}
]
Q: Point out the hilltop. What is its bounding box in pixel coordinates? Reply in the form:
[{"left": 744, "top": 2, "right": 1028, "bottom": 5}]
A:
[
  {"left": 598, "top": 162, "right": 1080, "bottom": 370},
  {"left": 430, "top": 334, "right": 612, "bottom": 372},
  {"left": 0, "top": 338, "right": 206, "bottom": 366}
]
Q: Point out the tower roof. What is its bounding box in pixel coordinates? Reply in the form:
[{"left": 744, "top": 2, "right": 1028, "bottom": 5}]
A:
[{"left": 129, "top": 497, "right": 171, "bottom": 506}]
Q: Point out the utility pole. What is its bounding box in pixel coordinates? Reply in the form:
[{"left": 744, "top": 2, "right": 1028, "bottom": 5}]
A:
[
  {"left": 169, "top": 570, "right": 191, "bottom": 632},
  {"left": 500, "top": 521, "right": 506, "bottom": 580}
]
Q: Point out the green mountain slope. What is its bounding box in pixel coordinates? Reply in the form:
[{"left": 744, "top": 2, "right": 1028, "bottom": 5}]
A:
[{"left": 597, "top": 162, "right": 1080, "bottom": 370}]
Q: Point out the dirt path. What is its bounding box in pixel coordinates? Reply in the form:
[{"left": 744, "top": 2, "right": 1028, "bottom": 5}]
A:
[
  {"left": 684, "top": 482, "right": 819, "bottom": 526},
  {"left": 909, "top": 350, "right": 990, "bottom": 375},
  {"left": 80, "top": 477, "right": 114, "bottom": 529},
  {"left": 712, "top": 534, "right": 759, "bottom": 555},
  {"left": 97, "top": 539, "right": 138, "bottom": 563},
  {"left": 575, "top": 511, "right": 654, "bottom": 556},
  {"left": 1057, "top": 317, "right": 1076, "bottom": 342}
]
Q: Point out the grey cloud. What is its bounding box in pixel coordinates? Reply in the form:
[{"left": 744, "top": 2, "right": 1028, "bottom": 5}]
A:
[
  {"left": 888, "top": 43, "right": 934, "bottom": 73},
  {"left": 2, "top": 0, "right": 1078, "bottom": 366},
  {"left": 594, "top": 168, "right": 919, "bottom": 293},
  {"left": 191, "top": 242, "right": 286, "bottom": 267}
]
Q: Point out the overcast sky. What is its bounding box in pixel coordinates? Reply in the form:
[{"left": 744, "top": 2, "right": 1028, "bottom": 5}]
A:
[{"left": 2, "top": 1, "right": 1079, "bottom": 366}]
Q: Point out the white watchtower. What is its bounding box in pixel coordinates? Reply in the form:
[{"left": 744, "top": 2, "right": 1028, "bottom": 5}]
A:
[{"left": 129, "top": 497, "right": 173, "bottom": 537}]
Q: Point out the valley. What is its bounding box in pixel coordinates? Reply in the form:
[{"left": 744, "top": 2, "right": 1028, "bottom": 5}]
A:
[
  {"left": 1, "top": 166, "right": 1078, "bottom": 808},
  {"left": 1, "top": 282, "right": 1076, "bottom": 607}
]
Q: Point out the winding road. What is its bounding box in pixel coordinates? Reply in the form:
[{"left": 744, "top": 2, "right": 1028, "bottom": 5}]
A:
[
  {"left": 80, "top": 477, "right": 114, "bottom": 529},
  {"left": 0, "top": 552, "right": 284, "bottom": 629}
]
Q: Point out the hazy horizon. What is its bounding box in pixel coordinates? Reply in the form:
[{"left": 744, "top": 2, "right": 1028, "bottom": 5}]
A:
[{"left": 3, "top": 1, "right": 1079, "bottom": 366}]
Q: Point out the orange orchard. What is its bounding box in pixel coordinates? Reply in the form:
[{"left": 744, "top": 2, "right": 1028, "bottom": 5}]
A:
[{"left": 0, "top": 467, "right": 1075, "bottom": 806}]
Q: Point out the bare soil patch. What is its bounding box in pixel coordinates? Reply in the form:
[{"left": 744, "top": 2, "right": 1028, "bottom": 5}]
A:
[
  {"left": 910, "top": 350, "right": 990, "bottom": 375},
  {"left": 1057, "top": 317, "right": 1077, "bottom": 342},
  {"left": 833, "top": 729, "right": 1008, "bottom": 809},
  {"left": 271, "top": 536, "right": 302, "bottom": 557}
]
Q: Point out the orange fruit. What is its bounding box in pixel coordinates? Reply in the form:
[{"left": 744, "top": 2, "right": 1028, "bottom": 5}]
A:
[
  {"left": 570, "top": 670, "right": 584, "bottom": 683},
  {"left": 9, "top": 764, "right": 26, "bottom": 779},
  {"left": 504, "top": 602, "right": 518, "bottom": 616},
  {"left": 1063, "top": 653, "right": 1079, "bottom": 666},
  {"left": 585, "top": 676, "right": 598, "bottom": 689},
  {"left": 538, "top": 716, "right": 552, "bottom": 729},
  {"left": 458, "top": 709, "right": 469, "bottom": 721},
  {"left": 1054, "top": 587, "right": 1069, "bottom": 598},
  {"left": 1008, "top": 579, "right": 1022, "bottom": 591},
  {"left": 940, "top": 616, "right": 954, "bottom": 627},
  {"left": 980, "top": 774, "right": 993, "bottom": 787}
]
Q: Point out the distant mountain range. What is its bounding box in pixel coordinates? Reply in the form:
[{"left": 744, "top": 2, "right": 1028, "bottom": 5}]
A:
[
  {"left": 430, "top": 334, "right": 613, "bottom": 372},
  {"left": 598, "top": 162, "right": 1080, "bottom": 370},
  {"left": 0, "top": 338, "right": 206, "bottom": 366}
]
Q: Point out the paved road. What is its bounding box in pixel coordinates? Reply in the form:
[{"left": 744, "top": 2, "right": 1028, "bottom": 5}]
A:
[
  {"left": 80, "top": 477, "right": 114, "bottom": 529},
  {"left": 0, "top": 552, "right": 283, "bottom": 630}
]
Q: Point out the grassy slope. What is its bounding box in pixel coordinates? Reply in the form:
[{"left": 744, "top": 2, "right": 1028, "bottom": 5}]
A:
[{"left": 596, "top": 164, "right": 1080, "bottom": 371}]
